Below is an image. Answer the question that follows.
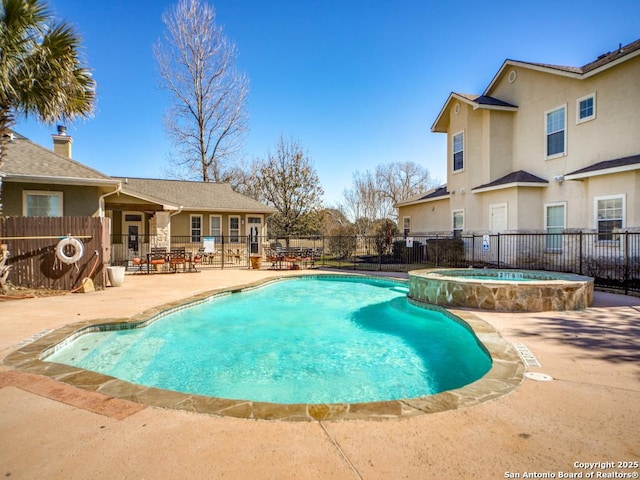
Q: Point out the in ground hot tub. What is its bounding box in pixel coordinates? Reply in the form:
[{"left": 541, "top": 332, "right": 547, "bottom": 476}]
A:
[{"left": 409, "top": 269, "right": 594, "bottom": 312}]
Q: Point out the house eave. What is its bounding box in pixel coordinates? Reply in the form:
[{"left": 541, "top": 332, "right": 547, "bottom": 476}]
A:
[
  {"left": 484, "top": 48, "right": 640, "bottom": 95},
  {"left": 2, "top": 174, "right": 120, "bottom": 187},
  {"left": 396, "top": 194, "right": 450, "bottom": 208},
  {"left": 180, "top": 206, "right": 278, "bottom": 214},
  {"left": 117, "top": 188, "right": 180, "bottom": 210},
  {"left": 472, "top": 182, "right": 548, "bottom": 194},
  {"left": 474, "top": 104, "right": 518, "bottom": 112},
  {"left": 581, "top": 48, "right": 640, "bottom": 78},
  {"left": 565, "top": 163, "right": 640, "bottom": 181}
]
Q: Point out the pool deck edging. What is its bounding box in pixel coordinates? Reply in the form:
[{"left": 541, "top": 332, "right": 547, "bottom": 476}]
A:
[{"left": 2, "top": 273, "right": 525, "bottom": 421}]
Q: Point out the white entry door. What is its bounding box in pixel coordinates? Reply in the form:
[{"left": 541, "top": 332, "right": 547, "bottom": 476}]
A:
[
  {"left": 123, "top": 212, "right": 143, "bottom": 254},
  {"left": 490, "top": 204, "right": 507, "bottom": 233}
]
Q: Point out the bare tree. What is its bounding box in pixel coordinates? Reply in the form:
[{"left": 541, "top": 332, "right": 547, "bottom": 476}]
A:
[
  {"left": 255, "top": 135, "right": 324, "bottom": 237},
  {"left": 155, "top": 0, "right": 248, "bottom": 182},
  {"left": 227, "top": 159, "right": 261, "bottom": 199},
  {"left": 341, "top": 161, "right": 436, "bottom": 229},
  {"left": 376, "top": 161, "right": 437, "bottom": 210},
  {"left": 341, "top": 170, "right": 384, "bottom": 235},
  {"left": 320, "top": 207, "right": 352, "bottom": 235}
]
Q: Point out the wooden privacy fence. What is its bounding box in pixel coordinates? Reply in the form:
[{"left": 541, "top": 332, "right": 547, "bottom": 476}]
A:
[{"left": 0, "top": 216, "right": 111, "bottom": 291}]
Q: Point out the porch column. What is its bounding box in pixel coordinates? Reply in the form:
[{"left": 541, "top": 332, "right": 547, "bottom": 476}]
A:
[{"left": 152, "top": 211, "right": 171, "bottom": 249}]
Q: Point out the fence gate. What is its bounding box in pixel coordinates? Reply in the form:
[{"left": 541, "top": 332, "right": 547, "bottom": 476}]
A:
[{"left": 0, "top": 216, "right": 110, "bottom": 291}]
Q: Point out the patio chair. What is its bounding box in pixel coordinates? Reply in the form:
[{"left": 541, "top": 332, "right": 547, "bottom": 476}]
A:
[
  {"left": 148, "top": 248, "right": 168, "bottom": 272},
  {"left": 226, "top": 249, "right": 242, "bottom": 264},
  {"left": 169, "top": 248, "right": 187, "bottom": 273},
  {"left": 266, "top": 249, "right": 281, "bottom": 269},
  {"left": 191, "top": 251, "right": 203, "bottom": 271},
  {"left": 131, "top": 256, "right": 147, "bottom": 273}
]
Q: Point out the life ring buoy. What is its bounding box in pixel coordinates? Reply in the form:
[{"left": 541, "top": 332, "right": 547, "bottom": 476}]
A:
[{"left": 55, "top": 237, "right": 84, "bottom": 264}]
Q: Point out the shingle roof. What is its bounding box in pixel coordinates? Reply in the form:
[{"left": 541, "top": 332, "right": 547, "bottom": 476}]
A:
[
  {"left": 518, "top": 38, "right": 640, "bottom": 75},
  {"left": 455, "top": 93, "right": 517, "bottom": 108},
  {"left": 483, "top": 38, "right": 640, "bottom": 98},
  {"left": 0, "top": 131, "right": 116, "bottom": 184},
  {"left": 419, "top": 185, "right": 449, "bottom": 200},
  {"left": 472, "top": 170, "right": 548, "bottom": 191},
  {"left": 395, "top": 185, "right": 449, "bottom": 207},
  {"left": 0, "top": 131, "right": 281, "bottom": 214},
  {"left": 431, "top": 92, "right": 518, "bottom": 132},
  {"left": 565, "top": 154, "right": 640, "bottom": 177},
  {"left": 115, "top": 177, "right": 277, "bottom": 213}
]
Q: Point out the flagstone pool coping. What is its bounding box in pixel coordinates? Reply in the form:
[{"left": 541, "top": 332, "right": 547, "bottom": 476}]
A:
[{"left": 2, "top": 274, "right": 525, "bottom": 421}]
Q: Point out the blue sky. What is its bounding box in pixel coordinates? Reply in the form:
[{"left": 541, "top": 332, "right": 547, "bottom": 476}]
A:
[{"left": 15, "top": 0, "right": 640, "bottom": 204}]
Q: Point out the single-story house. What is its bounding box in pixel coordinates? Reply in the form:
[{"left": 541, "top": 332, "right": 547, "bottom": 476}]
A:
[{"left": 0, "top": 129, "right": 276, "bottom": 263}]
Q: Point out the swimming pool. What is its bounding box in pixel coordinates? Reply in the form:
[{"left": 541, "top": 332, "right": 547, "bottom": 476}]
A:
[{"left": 45, "top": 276, "right": 492, "bottom": 405}]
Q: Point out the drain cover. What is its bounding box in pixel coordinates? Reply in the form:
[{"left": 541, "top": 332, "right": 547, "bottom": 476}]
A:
[
  {"left": 524, "top": 372, "right": 553, "bottom": 382},
  {"left": 515, "top": 344, "right": 542, "bottom": 367}
]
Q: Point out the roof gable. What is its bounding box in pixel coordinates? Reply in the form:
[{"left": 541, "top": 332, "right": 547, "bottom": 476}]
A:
[
  {"left": 0, "top": 132, "right": 117, "bottom": 186},
  {"left": 485, "top": 38, "right": 640, "bottom": 95},
  {"left": 115, "top": 177, "right": 277, "bottom": 213},
  {"left": 431, "top": 93, "right": 517, "bottom": 133},
  {"left": 472, "top": 170, "right": 548, "bottom": 193},
  {"left": 432, "top": 39, "right": 640, "bottom": 134}
]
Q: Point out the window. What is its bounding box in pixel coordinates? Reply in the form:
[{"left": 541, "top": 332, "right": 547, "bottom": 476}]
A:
[
  {"left": 595, "top": 195, "right": 624, "bottom": 241},
  {"left": 546, "top": 106, "right": 566, "bottom": 158},
  {"left": 209, "top": 215, "right": 221, "bottom": 237},
  {"left": 23, "top": 191, "right": 63, "bottom": 216},
  {"left": 452, "top": 132, "right": 464, "bottom": 171},
  {"left": 577, "top": 93, "right": 596, "bottom": 124},
  {"left": 403, "top": 217, "right": 411, "bottom": 237},
  {"left": 229, "top": 216, "right": 240, "bottom": 243},
  {"left": 190, "top": 215, "right": 202, "bottom": 243},
  {"left": 545, "top": 203, "right": 566, "bottom": 251},
  {"left": 452, "top": 210, "right": 464, "bottom": 238}
]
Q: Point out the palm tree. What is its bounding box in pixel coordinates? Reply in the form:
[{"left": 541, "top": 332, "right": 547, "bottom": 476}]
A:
[{"left": 0, "top": 0, "right": 95, "bottom": 166}]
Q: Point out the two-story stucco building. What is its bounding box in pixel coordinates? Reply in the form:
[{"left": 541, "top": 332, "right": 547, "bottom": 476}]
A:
[{"left": 398, "top": 39, "right": 640, "bottom": 241}]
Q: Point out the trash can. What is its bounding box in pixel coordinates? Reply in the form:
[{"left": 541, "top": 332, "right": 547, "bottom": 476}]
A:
[
  {"left": 249, "top": 254, "right": 263, "bottom": 270},
  {"left": 106, "top": 266, "right": 126, "bottom": 287}
]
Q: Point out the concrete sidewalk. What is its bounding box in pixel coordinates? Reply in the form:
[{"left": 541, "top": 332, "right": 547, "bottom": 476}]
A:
[{"left": 1, "top": 270, "right": 638, "bottom": 479}]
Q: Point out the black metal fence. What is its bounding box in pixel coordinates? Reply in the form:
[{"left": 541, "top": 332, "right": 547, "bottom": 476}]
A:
[
  {"left": 111, "top": 234, "right": 251, "bottom": 269},
  {"left": 110, "top": 232, "right": 639, "bottom": 295}
]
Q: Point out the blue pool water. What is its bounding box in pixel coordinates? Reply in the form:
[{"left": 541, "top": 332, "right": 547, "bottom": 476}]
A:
[{"left": 47, "top": 276, "right": 492, "bottom": 404}]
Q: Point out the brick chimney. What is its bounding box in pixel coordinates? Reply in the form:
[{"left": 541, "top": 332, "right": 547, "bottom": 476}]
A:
[{"left": 52, "top": 125, "right": 73, "bottom": 158}]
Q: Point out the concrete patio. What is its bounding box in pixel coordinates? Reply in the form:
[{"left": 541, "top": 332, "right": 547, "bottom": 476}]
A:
[{"left": 1, "top": 269, "right": 638, "bottom": 479}]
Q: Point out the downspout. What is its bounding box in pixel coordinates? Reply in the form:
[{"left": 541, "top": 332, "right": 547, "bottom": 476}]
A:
[
  {"left": 98, "top": 183, "right": 122, "bottom": 218},
  {"left": 169, "top": 205, "right": 184, "bottom": 218}
]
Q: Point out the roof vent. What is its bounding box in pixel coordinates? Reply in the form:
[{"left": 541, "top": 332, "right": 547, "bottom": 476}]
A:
[{"left": 57, "top": 125, "right": 67, "bottom": 136}]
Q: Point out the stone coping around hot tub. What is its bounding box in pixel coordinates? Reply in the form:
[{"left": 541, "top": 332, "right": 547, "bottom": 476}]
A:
[
  {"left": 409, "top": 268, "right": 594, "bottom": 312},
  {"left": 2, "top": 274, "right": 525, "bottom": 422},
  {"left": 413, "top": 268, "right": 594, "bottom": 284}
]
